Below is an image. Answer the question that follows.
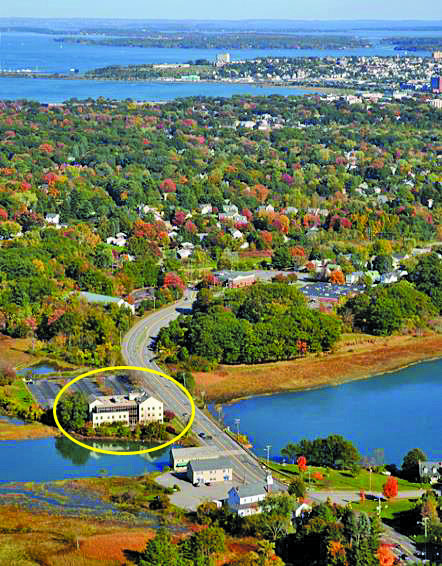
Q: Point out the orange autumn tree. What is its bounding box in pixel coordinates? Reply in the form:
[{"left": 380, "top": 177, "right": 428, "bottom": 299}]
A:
[
  {"left": 328, "top": 540, "right": 348, "bottom": 566},
  {"left": 329, "top": 269, "right": 345, "bottom": 284},
  {"left": 382, "top": 476, "right": 398, "bottom": 500},
  {"left": 377, "top": 544, "right": 395, "bottom": 566}
]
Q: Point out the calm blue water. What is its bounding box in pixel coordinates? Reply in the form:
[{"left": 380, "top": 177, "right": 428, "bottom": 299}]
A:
[
  {"left": 0, "top": 435, "right": 168, "bottom": 483},
  {"left": 218, "top": 359, "right": 442, "bottom": 466},
  {"left": 0, "top": 31, "right": 433, "bottom": 102},
  {"left": 0, "top": 78, "right": 314, "bottom": 103},
  {"left": 0, "top": 32, "right": 432, "bottom": 74}
]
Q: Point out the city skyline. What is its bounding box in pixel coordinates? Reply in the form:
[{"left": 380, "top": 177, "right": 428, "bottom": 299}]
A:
[{"left": 1, "top": 0, "right": 441, "bottom": 21}]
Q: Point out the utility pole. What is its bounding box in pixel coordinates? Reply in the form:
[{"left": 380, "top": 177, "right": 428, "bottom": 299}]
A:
[
  {"left": 420, "top": 517, "right": 430, "bottom": 561},
  {"left": 265, "top": 445, "right": 271, "bottom": 463},
  {"left": 235, "top": 418, "right": 240, "bottom": 437}
]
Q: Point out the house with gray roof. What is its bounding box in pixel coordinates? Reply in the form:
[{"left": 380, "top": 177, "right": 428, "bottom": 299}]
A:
[
  {"left": 227, "top": 475, "right": 274, "bottom": 517},
  {"left": 187, "top": 457, "right": 233, "bottom": 485}
]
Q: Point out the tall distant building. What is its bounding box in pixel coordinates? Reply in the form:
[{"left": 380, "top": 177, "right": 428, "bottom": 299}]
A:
[
  {"left": 433, "top": 51, "right": 442, "bottom": 61},
  {"left": 431, "top": 76, "right": 442, "bottom": 93},
  {"left": 215, "top": 53, "right": 231, "bottom": 67}
]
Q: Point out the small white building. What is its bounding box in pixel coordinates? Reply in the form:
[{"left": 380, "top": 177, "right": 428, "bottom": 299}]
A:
[
  {"left": 227, "top": 475, "right": 273, "bottom": 517},
  {"left": 199, "top": 204, "right": 213, "bottom": 215},
  {"left": 45, "top": 213, "right": 60, "bottom": 226},
  {"left": 106, "top": 236, "right": 126, "bottom": 247}
]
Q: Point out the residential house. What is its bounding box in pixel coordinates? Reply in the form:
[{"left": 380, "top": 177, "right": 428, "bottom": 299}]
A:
[
  {"left": 45, "top": 213, "right": 60, "bottom": 226},
  {"left": 419, "top": 461, "right": 442, "bottom": 484},
  {"left": 230, "top": 229, "right": 243, "bottom": 240},
  {"left": 199, "top": 204, "right": 213, "bottom": 215},
  {"left": 187, "top": 457, "right": 233, "bottom": 486},
  {"left": 169, "top": 447, "right": 219, "bottom": 471},
  {"left": 380, "top": 271, "right": 407, "bottom": 284},
  {"left": 177, "top": 248, "right": 193, "bottom": 260},
  {"left": 106, "top": 235, "right": 126, "bottom": 247},
  {"left": 89, "top": 391, "right": 163, "bottom": 428},
  {"left": 228, "top": 475, "right": 274, "bottom": 517}
]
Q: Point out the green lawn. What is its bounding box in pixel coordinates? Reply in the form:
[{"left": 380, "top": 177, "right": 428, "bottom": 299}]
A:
[
  {"left": 352, "top": 497, "right": 418, "bottom": 519},
  {"left": 263, "top": 460, "right": 422, "bottom": 492}
]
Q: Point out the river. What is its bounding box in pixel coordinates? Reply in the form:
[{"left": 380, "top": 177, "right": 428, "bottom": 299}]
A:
[
  {"left": 217, "top": 358, "right": 442, "bottom": 467},
  {"left": 1, "top": 358, "right": 441, "bottom": 482}
]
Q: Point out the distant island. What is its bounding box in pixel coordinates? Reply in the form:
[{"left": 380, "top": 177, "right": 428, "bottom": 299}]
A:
[{"left": 54, "top": 33, "right": 372, "bottom": 50}]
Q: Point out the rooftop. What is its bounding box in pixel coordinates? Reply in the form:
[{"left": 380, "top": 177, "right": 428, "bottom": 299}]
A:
[
  {"left": 301, "top": 282, "right": 365, "bottom": 300},
  {"left": 170, "top": 446, "right": 219, "bottom": 460},
  {"left": 232, "top": 481, "right": 268, "bottom": 498},
  {"left": 78, "top": 291, "right": 123, "bottom": 305},
  {"left": 188, "top": 457, "right": 233, "bottom": 472},
  {"left": 89, "top": 391, "right": 154, "bottom": 408}
]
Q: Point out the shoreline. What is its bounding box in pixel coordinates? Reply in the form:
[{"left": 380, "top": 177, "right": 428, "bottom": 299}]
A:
[
  {"left": 194, "top": 334, "right": 442, "bottom": 405},
  {"left": 0, "top": 74, "right": 353, "bottom": 94}
]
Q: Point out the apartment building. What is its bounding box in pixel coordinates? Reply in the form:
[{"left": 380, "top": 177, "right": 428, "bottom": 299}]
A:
[{"left": 88, "top": 391, "right": 163, "bottom": 428}]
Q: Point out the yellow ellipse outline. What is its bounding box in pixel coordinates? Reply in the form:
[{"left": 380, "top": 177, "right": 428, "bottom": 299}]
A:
[{"left": 52, "top": 365, "right": 195, "bottom": 456}]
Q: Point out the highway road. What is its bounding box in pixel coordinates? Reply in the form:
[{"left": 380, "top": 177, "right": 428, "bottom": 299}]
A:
[
  {"left": 121, "top": 289, "right": 271, "bottom": 485},
  {"left": 122, "top": 291, "right": 421, "bottom": 561}
]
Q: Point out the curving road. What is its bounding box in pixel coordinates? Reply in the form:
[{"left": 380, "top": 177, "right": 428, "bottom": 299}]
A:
[{"left": 122, "top": 289, "right": 269, "bottom": 485}]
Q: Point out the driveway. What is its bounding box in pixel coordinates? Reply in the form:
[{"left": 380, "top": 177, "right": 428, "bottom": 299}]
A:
[{"left": 156, "top": 472, "right": 236, "bottom": 511}]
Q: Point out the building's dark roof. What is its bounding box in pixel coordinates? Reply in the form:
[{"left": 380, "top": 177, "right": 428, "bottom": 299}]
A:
[
  {"left": 300, "top": 282, "right": 365, "bottom": 300},
  {"left": 188, "top": 457, "right": 233, "bottom": 472},
  {"left": 230, "top": 482, "right": 267, "bottom": 498}
]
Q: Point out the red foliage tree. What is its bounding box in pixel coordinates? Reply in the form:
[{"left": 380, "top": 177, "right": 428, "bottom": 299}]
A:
[
  {"left": 0, "top": 208, "right": 7, "bottom": 220},
  {"left": 163, "top": 272, "right": 185, "bottom": 291},
  {"left": 382, "top": 476, "right": 398, "bottom": 500},
  {"left": 159, "top": 178, "right": 176, "bottom": 193},
  {"left": 297, "top": 455, "right": 307, "bottom": 473},
  {"left": 184, "top": 220, "right": 197, "bottom": 234},
  {"left": 173, "top": 210, "right": 187, "bottom": 226}
]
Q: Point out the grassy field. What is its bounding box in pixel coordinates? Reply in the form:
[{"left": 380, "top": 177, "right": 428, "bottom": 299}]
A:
[
  {"left": 193, "top": 333, "right": 442, "bottom": 402},
  {"left": 0, "top": 505, "right": 155, "bottom": 565},
  {"left": 352, "top": 497, "right": 418, "bottom": 519},
  {"left": 263, "top": 460, "right": 422, "bottom": 492},
  {"left": 0, "top": 418, "right": 58, "bottom": 440}
]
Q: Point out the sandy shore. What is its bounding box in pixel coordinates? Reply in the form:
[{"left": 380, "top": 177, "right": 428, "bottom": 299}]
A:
[{"left": 194, "top": 334, "right": 442, "bottom": 404}]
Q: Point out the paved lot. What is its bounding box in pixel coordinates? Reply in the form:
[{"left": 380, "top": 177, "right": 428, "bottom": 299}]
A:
[
  {"left": 26, "top": 375, "right": 132, "bottom": 409},
  {"left": 156, "top": 472, "right": 237, "bottom": 511}
]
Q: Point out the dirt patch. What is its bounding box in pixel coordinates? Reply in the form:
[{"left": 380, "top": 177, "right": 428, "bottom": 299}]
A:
[{"left": 194, "top": 334, "right": 442, "bottom": 403}]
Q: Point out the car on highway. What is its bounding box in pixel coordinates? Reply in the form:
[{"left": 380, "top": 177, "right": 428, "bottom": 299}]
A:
[
  {"left": 206, "top": 435, "right": 213, "bottom": 440},
  {"left": 205, "top": 482, "right": 211, "bottom": 486},
  {"left": 199, "top": 432, "right": 206, "bottom": 439}
]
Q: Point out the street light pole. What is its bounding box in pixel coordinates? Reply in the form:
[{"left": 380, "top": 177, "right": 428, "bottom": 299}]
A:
[{"left": 265, "top": 445, "right": 271, "bottom": 463}]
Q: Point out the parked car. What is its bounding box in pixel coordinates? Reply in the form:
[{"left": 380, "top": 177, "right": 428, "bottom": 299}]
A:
[{"left": 205, "top": 482, "right": 211, "bottom": 486}]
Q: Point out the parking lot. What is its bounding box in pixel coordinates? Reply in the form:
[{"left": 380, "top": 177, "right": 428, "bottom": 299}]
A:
[
  {"left": 25, "top": 374, "right": 133, "bottom": 409},
  {"left": 156, "top": 471, "right": 236, "bottom": 511}
]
